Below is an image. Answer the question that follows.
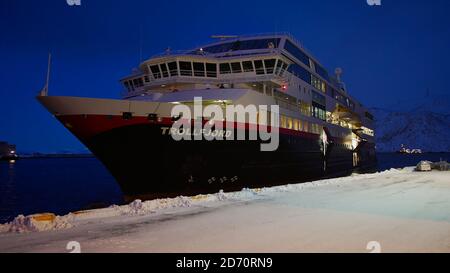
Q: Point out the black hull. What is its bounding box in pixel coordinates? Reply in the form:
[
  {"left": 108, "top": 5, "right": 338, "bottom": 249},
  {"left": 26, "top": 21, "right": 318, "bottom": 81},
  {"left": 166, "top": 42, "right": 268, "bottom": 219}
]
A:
[{"left": 80, "top": 123, "right": 376, "bottom": 201}]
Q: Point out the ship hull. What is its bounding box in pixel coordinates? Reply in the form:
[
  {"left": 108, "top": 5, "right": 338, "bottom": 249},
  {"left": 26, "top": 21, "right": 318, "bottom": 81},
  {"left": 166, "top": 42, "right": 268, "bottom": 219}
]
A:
[
  {"left": 37, "top": 96, "right": 376, "bottom": 201},
  {"left": 59, "top": 116, "right": 375, "bottom": 201}
]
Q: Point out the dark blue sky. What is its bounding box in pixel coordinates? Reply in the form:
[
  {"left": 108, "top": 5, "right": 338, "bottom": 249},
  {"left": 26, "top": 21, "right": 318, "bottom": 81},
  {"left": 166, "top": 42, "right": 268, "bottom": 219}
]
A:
[{"left": 1, "top": 0, "right": 449, "bottom": 152}]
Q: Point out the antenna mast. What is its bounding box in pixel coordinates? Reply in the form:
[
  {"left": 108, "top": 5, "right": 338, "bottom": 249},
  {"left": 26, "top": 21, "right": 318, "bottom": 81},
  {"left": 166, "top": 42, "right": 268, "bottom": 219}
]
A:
[{"left": 39, "top": 53, "right": 52, "bottom": 97}]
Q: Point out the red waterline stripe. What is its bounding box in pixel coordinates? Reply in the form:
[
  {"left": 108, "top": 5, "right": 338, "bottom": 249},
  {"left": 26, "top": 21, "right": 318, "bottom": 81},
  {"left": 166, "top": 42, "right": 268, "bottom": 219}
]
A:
[{"left": 57, "top": 114, "right": 341, "bottom": 141}]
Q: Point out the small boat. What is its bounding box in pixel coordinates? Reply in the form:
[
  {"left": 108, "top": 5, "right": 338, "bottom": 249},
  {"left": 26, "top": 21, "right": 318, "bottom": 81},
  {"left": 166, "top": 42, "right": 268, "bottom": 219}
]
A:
[
  {"left": 416, "top": 161, "right": 432, "bottom": 172},
  {"left": 398, "top": 144, "right": 422, "bottom": 154},
  {"left": 0, "top": 141, "right": 19, "bottom": 161}
]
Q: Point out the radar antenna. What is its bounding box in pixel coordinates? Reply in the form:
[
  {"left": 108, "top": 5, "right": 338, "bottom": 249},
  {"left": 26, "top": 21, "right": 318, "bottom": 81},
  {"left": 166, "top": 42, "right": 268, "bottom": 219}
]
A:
[{"left": 334, "top": 67, "right": 343, "bottom": 82}]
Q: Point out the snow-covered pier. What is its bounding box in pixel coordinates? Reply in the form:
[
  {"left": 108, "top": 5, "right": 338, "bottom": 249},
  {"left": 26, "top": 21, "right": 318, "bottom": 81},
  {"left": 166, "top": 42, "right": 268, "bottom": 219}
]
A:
[{"left": 0, "top": 167, "right": 449, "bottom": 253}]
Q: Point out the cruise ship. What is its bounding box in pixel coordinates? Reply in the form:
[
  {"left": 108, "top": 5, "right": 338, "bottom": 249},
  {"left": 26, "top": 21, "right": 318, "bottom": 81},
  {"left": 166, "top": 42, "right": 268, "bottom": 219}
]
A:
[{"left": 37, "top": 33, "right": 376, "bottom": 201}]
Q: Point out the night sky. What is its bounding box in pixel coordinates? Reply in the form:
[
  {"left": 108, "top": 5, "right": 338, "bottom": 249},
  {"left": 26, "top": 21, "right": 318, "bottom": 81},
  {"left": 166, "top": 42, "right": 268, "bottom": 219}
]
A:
[{"left": 1, "top": 0, "right": 449, "bottom": 153}]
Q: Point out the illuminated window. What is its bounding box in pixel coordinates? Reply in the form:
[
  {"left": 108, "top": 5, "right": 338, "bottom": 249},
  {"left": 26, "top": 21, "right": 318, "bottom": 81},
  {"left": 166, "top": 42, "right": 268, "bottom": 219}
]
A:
[
  {"left": 293, "top": 119, "right": 299, "bottom": 131},
  {"left": 311, "top": 75, "right": 326, "bottom": 92},
  {"left": 287, "top": 117, "right": 293, "bottom": 129},
  {"left": 304, "top": 121, "right": 309, "bottom": 132},
  {"left": 299, "top": 101, "right": 311, "bottom": 117},
  {"left": 280, "top": 115, "right": 287, "bottom": 128}
]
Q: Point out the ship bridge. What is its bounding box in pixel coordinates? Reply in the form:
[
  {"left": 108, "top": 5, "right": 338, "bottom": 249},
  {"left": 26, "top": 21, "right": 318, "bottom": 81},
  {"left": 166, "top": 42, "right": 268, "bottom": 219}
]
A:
[
  {"left": 119, "top": 33, "right": 375, "bottom": 137},
  {"left": 120, "top": 34, "right": 306, "bottom": 99}
]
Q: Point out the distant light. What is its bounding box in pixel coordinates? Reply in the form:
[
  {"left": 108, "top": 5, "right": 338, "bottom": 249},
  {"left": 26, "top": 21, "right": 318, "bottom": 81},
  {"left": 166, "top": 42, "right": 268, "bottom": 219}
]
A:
[
  {"left": 161, "top": 84, "right": 166, "bottom": 87},
  {"left": 200, "top": 48, "right": 203, "bottom": 51},
  {"left": 9, "top": 160, "right": 15, "bottom": 164},
  {"left": 281, "top": 85, "right": 287, "bottom": 91},
  {"left": 10, "top": 151, "right": 15, "bottom": 154}
]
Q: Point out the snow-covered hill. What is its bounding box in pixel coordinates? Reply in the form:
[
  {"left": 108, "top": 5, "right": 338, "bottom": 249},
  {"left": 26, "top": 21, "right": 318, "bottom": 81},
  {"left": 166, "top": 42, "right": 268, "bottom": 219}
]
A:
[{"left": 371, "top": 95, "right": 450, "bottom": 152}]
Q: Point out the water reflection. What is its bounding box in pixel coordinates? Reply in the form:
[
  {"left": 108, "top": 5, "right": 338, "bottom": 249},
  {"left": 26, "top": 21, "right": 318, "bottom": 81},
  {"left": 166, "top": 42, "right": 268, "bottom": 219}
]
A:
[{"left": 0, "top": 160, "right": 17, "bottom": 223}]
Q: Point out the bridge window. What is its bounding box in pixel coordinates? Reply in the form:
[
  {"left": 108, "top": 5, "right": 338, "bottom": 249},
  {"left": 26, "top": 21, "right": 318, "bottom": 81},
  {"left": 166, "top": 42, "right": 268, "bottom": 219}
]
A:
[
  {"left": 159, "top": 63, "right": 169, "bottom": 78},
  {"left": 193, "top": 62, "right": 206, "bottom": 77},
  {"left": 264, "top": 59, "right": 276, "bottom": 74},
  {"left": 179, "top": 61, "right": 193, "bottom": 76},
  {"left": 280, "top": 62, "right": 288, "bottom": 77},
  {"left": 254, "top": 60, "right": 264, "bottom": 75},
  {"left": 314, "top": 62, "right": 329, "bottom": 81},
  {"left": 231, "top": 62, "right": 242, "bottom": 73},
  {"left": 202, "top": 38, "right": 281, "bottom": 54},
  {"left": 242, "top": 61, "right": 254, "bottom": 72},
  {"left": 284, "top": 40, "right": 310, "bottom": 67},
  {"left": 275, "top": 60, "right": 282, "bottom": 74},
  {"left": 206, "top": 63, "right": 217, "bottom": 77},
  {"left": 220, "top": 63, "right": 231, "bottom": 74},
  {"left": 150, "top": 65, "right": 161, "bottom": 79},
  {"left": 132, "top": 78, "right": 144, "bottom": 87},
  {"left": 288, "top": 63, "right": 311, "bottom": 84},
  {"left": 168, "top": 62, "right": 178, "bottom": 76},
  {"left": 123, "top": 81, "right": 132, "bottom": 92}
]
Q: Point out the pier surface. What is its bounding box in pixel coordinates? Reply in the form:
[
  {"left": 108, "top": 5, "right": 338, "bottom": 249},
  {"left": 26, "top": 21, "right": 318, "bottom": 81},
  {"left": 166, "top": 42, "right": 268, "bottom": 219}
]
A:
[{"left": 1, "top": 167, "right": 449, "bottom": 253}]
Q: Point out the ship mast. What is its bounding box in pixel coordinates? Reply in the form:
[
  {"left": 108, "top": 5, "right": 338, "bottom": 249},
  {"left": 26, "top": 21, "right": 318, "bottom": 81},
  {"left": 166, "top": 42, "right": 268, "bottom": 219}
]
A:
[{"left": 39, "top": 53, "right": 52, "bottom": 97}]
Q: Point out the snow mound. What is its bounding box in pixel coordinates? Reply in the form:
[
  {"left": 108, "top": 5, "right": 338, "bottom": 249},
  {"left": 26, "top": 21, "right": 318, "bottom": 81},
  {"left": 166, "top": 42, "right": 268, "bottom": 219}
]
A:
[
  {"left": 0, "top": 168, "right": 415, "bottom": 234},
  {"left": 0, "top": 214, "right": 73, "bottom": 233}
]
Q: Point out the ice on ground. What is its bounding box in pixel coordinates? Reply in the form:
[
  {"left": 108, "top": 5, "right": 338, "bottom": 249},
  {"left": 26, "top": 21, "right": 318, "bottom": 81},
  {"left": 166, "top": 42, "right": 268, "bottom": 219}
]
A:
[
  {"left": 1, "top": 214, "right": 73, "bottom": 233},
  {"left": 0, "top": 167, "right": 412, "bottom": 234},
  {"left": 0, "top": 167, "right": 449, "bottom": 253}
]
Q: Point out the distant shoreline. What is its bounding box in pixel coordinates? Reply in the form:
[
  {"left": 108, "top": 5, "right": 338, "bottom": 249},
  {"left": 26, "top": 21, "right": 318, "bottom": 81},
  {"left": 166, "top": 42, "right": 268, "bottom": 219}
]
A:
[{"left": 18, "top": 154, "right": 94, "bottom": 159}]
